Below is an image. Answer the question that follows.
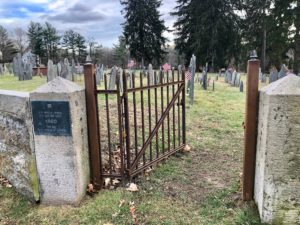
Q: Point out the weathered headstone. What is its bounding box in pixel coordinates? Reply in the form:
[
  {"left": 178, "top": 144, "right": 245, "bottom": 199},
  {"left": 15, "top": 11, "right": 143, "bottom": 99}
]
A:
[
  {"left": 231, "top": 71, "right": 237, "bottom": 86},
  {"left": 235, "top": 73, "right": 241, "bottom": 87},
  {"left": 278, "top": 64, "right": 287, "bottom": 79},
  {"left": 57, "top": 62, "right": 62, "bottom": 76},
  {"left": 148, "top": 64, "right": 154, "bottom": 85},
  {"left": 261, "top": 73, "right": 266, "bottom": 83},
  {"left": 47, "top": 60, "right": 56, "bottom": 82},
  {"left": 189, "top": 55, "right": 196, "bottom": 104},
  {"left": 96, "top": 64, "right": 104, "bottom": 85},
  {"left": 60, "top": 58, "right": 72, "bottom": 81},
  {"left": 269, "top": 68, "right": 278, "bottom": 83},
  {"left": 109, "top": 66, "right": 117, "bottom": 90}
]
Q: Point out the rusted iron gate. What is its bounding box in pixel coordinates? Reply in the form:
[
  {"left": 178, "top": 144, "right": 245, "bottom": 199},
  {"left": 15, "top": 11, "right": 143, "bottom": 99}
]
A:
[{"left": 84, "top": 64, "right": 186, "bottom": 188}]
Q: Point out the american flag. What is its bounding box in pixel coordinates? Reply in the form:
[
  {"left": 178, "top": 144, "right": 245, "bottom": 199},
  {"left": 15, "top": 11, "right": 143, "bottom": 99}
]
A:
[
  {"left": 185, "top": 70, "right": 192, "bottom": 80},
  {"left": 127, "top": 60, "right": 135, "bottom": 69},
  {"left": 162, "top": 63, "right": 171, "bottom": 72}
]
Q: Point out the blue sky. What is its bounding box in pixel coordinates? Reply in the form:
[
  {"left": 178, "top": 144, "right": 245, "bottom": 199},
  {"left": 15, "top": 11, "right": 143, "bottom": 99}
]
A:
[{"left": 0, "top": 0, "right": 177, "bottom": 47}]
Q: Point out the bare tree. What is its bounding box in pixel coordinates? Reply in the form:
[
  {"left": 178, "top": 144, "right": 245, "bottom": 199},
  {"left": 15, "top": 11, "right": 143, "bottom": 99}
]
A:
[{"left": 13, "top": 27, "right": 28, "bottom": 56}]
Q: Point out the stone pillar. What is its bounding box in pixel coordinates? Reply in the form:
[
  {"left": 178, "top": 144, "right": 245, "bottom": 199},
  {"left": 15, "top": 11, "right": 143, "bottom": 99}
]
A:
[
  {"left": 30, "top": 77, "right": 90, "bottom": 205},
  {"left": 254, "top": 74, "right": 300, "bottom": 224}
]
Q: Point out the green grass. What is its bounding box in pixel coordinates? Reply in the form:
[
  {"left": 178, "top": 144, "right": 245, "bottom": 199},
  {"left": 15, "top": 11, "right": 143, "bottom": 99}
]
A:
[{"left": 0, "top": 73, "right": 266, "bottom": 225}]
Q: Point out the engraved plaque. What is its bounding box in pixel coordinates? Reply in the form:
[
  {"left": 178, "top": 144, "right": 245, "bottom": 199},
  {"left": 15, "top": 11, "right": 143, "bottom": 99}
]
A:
[{"left": 31, "top": 101, "right": 71, "bottom": 136}]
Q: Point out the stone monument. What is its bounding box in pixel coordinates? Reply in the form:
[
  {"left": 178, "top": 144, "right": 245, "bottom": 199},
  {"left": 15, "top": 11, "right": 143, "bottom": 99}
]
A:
[
  {"left": 30, "top": 77, "right": 90, "bottom": 205},
  {"left": 255, "top": 74, "right": 300, "bottom": 224}
]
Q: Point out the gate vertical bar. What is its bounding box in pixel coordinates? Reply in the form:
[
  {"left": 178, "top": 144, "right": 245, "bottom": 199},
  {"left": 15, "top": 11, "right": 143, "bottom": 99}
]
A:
[
  {"left": 243, "top": 58, "right": 260, "bottom": 201},
  {"left": 84, "top": 63, "right": 102, "bottom": 189},
  {"left": 181, "top": 70, "right": 186, "bottom": 145},
  {"left": 116, "top": 71, "right": 125, "bottom": 180},
  {"left": 123, "top": 70, "right": 131, "bottom": 172}
]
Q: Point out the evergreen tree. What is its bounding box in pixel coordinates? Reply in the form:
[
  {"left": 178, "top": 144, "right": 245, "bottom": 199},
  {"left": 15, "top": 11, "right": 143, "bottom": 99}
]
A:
[
  {"left": 27, "top": 21, "right": 44, "bottom": 65},
  {"left": 63, "top": 29, "right": 87, "bottom": 62},
  {"left": 42, "top": 22, "right": 60, "bottom": 63},
  {"left": 0, "top": 25, "right": 17, "bottom": 63},
  {"left": 113, "top": 36, "right": 128, "bottom": 66},
  {"left": 172, "top": 0, "right": 241, "bottom": 70},
  {"left": 121, "top": 0, "right": 168, "bottom": 66}
]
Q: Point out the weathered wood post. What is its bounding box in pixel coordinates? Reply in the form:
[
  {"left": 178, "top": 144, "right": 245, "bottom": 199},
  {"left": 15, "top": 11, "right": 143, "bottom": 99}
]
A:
[
  {"left": 84, "top": 61, "right": 102, "bottom": 190},
  {"left": 243, "top": 53, "right": 260, "bottom": 201}
]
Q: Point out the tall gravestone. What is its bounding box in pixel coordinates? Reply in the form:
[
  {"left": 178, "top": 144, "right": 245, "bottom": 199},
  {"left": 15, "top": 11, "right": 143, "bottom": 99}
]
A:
[
  {"left": 148, "top": 64, "right": 154, "bottom": 85},
  {"left": 269, "top": 68, "right": 278, "bottom": 83},
  {"left": 30, "top": 77, "right": 90, "bottom": 205},
  {"left": 189, "top": 55, "right": 196, "bottom": 104}
]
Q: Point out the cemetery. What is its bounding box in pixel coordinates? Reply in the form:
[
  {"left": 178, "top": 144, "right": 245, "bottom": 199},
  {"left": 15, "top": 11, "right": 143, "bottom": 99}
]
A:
[{"left": 0, "top": 0, "right": 299, "bottom": 225}]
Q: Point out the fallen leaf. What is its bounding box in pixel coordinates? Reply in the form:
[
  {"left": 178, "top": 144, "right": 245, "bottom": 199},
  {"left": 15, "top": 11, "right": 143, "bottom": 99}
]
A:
[
  {"left": 126, "top": 183, "right": 139, "bottom": 192},
  {"left": 119, "top": 199, "right": 125, "bottom": 208},
  {"left": 183, "top": 144, "right": 191, "bottom": 152}
]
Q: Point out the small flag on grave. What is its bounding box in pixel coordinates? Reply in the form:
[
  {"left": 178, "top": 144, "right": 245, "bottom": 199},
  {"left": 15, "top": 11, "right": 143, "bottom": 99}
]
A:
[{"left": 162, "top": 63, "right": 171, "bottom": 72}]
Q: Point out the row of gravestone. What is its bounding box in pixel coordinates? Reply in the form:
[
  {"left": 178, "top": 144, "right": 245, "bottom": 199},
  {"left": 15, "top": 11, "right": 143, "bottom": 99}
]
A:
[
  {"left": 268, "top": 64, "right": 300, "bottom": 83},
  {"left": 97, "top": 64, "right": 178, "bottom": 91},
  {"left": 47, "top": 59, "right": 84, "bottom": 82}
]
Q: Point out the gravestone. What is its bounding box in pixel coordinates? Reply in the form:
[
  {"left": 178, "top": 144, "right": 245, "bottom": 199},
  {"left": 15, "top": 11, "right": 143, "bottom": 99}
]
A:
[
  {"left": 189, "top": 55, "right": 196, "bottom": 104},
  {"left": 239, "top": 81, "right": 244, "bottom": 92},
  {"left": 109, "top": 66, "right": 117, "bottom": 90},
  {"left": 57, "top": 62, "right": 62, "bottom": 76},
  {"left": 30, "top": 77, "right": 90, "bottom": 205},
  {"left": 0, "top": 64, "right": 3, "bottom": 75},
  {"left": 96, "top": 64, "right": 104, "bottom": 86},
  {"left": 202, "top": 64, "right": 208, "bottom": 90},
  {"left": 235, "top": 73, "right": 241, "bottom": 87},
  {"left": 148, "top": 64, "right": 154, "bottom": 85},
  {"left": 71, "top": 59, "right": 76, "bottom": 82},
  {"left": 60, "top": 58, "right": 72, "bottom": 81},
  {"left": 47, "top": 60, "right": 56, "bottom": 82},
  {"left": 261, "top": 73, "right": 266, "bottom": 83},
  {"left": 231, "top": 71, "right": 237, "bottom": 86},
  {"left": 278, "top": 64, "right": 287, "bottom": 79},
  {"left": 269, "top": 68, "right": 278, "bottom": 83}
]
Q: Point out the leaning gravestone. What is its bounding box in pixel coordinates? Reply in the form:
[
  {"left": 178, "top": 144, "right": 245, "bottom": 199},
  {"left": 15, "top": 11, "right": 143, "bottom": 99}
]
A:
[
  {"left": 47, "top": 60, "right": 56, "bottom": 82},
  {"left": 30, "top": 77, "right": 90, "bottom": 205},
  {"left": 109, "top": 66, "right": 117, "bottom": 90}
]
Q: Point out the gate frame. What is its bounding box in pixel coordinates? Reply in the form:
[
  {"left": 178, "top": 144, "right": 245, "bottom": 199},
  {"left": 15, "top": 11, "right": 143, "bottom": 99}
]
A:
[{"left": 84, "top": 65, "right": 186, "bottom": 189}]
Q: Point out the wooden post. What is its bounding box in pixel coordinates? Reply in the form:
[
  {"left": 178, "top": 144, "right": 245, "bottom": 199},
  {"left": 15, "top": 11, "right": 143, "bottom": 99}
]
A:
[
  {"left": 84, "top": 63, "right": 102, "bottom": 190},
  {"left": 243, "top": 59, "right": 260, "bottom": 201}
]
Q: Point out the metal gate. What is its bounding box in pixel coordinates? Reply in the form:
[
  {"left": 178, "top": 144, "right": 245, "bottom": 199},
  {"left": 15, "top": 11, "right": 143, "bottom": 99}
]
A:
[{"left": 84, "top": 63, "right": 186, "bottom": 189}]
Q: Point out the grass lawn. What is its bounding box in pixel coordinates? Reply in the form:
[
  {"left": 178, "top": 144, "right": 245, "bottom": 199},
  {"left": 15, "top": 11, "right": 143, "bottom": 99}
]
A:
[{"left": 0, "top": 73, "right": 266, "bottom": 225}]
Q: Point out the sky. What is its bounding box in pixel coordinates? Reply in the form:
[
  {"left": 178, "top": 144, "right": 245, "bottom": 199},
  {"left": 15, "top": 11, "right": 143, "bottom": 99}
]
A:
[{"left": 0, "top": 0, "right": 177, "bottom": 47}]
